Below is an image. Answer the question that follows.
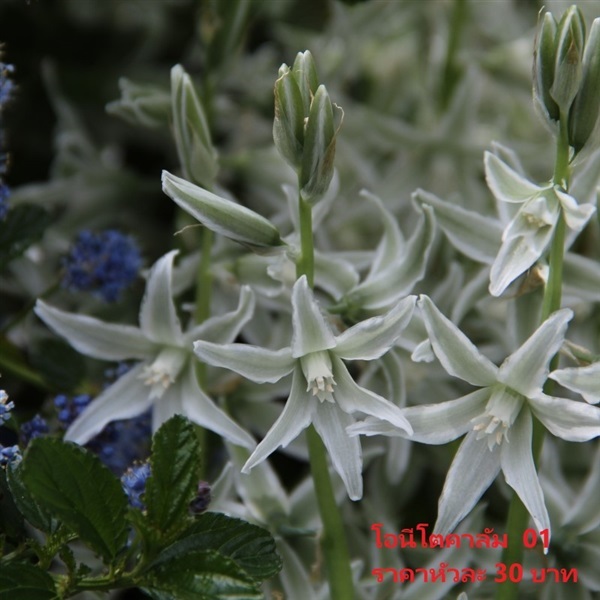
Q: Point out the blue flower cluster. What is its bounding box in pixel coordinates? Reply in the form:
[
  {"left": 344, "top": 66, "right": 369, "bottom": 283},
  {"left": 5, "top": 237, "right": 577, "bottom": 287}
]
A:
[
  {"left": 0, "top": 60, "right": 14, "bottom": 220},
  {"left": 0, "top": 389, "right": 14, "bottom": 423},
  {"left": 121, "top": 461, "right": 151, "bottom": 509},
  {"left": 61, "top": 230, "right": 142, "bottom": 302},
  {"left": 0, "top": 444, "right": 21, "bottom": 467},
  {"left": 20, "top": 414, "right": 49, "bottom": 445}
]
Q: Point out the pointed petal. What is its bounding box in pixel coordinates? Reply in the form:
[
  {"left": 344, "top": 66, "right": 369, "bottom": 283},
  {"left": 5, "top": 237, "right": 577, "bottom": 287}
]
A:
[
  {"left": 193, "top": 340, "right": 294, "bottom": 383},
  {"left": 291, "top": 275, "right": 336, "bottom": 357},
  {"left": 550, "top": 362, "right": 600, "bottom": 404},
  {"left": 186, "top": 285, "right": 255, "bottom": 345},
  {"left": 151, "top": 383, "right": 184, "bottom": 432},
  {"left": 489, "top": 225, "right": 555, "bottom": 296},
  {"left": 434, "top": 431, "right": 501, "bottom": 535},
  {"left": 35, "top": 300, "right": 154, "bottom": 361},
  {"left": 313, "top": 402, "right": 363, "bottom": 500},
  {"left": 555, "top": 188, "right": 595, "bottom": 231},
  {"left": 501, "top": 409, "right": 550, "bottom": 539},
  {"left": 139, "top": 250, "right": 183, "bottom": 345},
  {"left": 418, "top": 295, "right": 498, "bottom": 386},
  {"left": 331, "top": 356, "right": 412, "bottom": 433},
  {"left": 334, "top": 296, "right": 415, "bottom": 360},
  {"left": 180, "top": 365, "right": 255, "bottom": 449},
  {"left": 414, "top": 189, "right": 502, "bottom": 265},
  {"left": 242, "top": 366, "right": 316, "bottom": 472},
  {"left": 65, "top": 363, "right": 153, "bottom": 444},
  {"left": 529, "top": 393, "right": 600, "bottom": 441},
  {"left": 484, "top": 151, "right": 541, "bottom": 203},
  {"left": 498, "top": 309, "right": 572, "bottom": 397}
]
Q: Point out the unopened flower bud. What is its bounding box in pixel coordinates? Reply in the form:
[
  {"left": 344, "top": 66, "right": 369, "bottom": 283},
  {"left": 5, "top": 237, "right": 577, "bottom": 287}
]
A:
[
  {"left": 569, "top": 18, "right": 600, "bottom": 151},
  {"left": 550, "top": 5, "right": 585, "bottom": 114},
  {"left": 533, "top": 12, "right": 559, "bottom": 123},
  {"left": 292, "top": 50, "right": 319, "bottom": 115}
]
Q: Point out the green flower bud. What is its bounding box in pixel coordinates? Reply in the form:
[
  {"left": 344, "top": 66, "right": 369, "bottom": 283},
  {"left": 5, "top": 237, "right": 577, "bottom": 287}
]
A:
[
  {"left": 273, "top": 65, "right": 305, "bottom": 170},
  {"left": 292, "top": 50, "right": 319, "bottom": 115},
  {"left": 170, "top": 65, "right": 218, "bottom": 189},
  {"left": 300, "top": 85, "right": 337, "bottom": 204},
  {"left": 569, "top": 19, "right": 600, "bottom": 152},
  {"left": 106, "top": 78, "right": 171, "bottom": 128},
  {"left": 533, "top": 12, "right": 559, "bottom": 123},
  {"left": 550, "top": 5, "right": 585, "bottom": 114},
  {"left": 162, "top": 171, "right": 283, "bottom": 249}
]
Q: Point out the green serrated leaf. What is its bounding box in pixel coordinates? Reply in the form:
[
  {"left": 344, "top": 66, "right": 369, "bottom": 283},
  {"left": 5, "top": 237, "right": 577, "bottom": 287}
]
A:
[
  {"left": 150, "top": 512, "right": 282, "bottom": 582},
  {"left": 6, "top": 464, "right": 55, "bottom": 534},
  {"left": 145, "top": 415, "right": 202, "bottom": 537},
  {"left": 21, "top": 438, "right": 129, "bottom": 563},
  {"left": 0, "top": 204, "right": 52, "bottom": 270},
  {"left": 141, "top": 549, "right": 263, "bottom": 600},
  {"left": 0, "top": 469, "right": 25, "bottom": 540},
  {"left": 0, "top": 562, "right": 57, "bottom": 600}
]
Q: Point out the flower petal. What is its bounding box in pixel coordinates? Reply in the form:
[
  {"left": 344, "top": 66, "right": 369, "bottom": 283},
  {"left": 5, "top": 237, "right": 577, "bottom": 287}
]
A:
[
  {"left": 65, "top": 363, "right": 153, "bottom": 444},
  {"left": 242, "top": 366, "right": 316, "bottom": 472},
  {"left": 555, "top": 187, "right": 596, "bottom": 232},
  {"left": 185, "top": 285, "right": 255, "bottom": 345},
  {"left": 151, "top": 382, "right": 184, "bottom": 432},
  {"left": 193, "top": 340, "right": 294, "bottom": 383},
  {"left": 484, "top": 151, "right": 542, "bottom": 203},
  {"left": 501, "top": 409, "right": 550, "bottom": 541},
  {"left": 139, "top": 250, "right": 183, "bottom": 345},
  {"left": 550, "top": 362, "right": 600, "bottom": 404},
  {"left": 34, "top": 300, "right": 155, "bottom": 361},
  {"left": 434, "top": 431, "right": 501, "bottom": 535},
  {"left": 291, "top": 275, "right": 337, "bottom": 357},
  {"left": 180, "top": 365, "right": 255, "bottom": 449},
  {"left": 418, "top": 295, "right": 498, "bottom": 387},
  {"left": 529, "top": 393, "right": 600, "bottom": 441},
  {"left": 334, "top": 295, "right": 416, "bottom": 360},
  {"left": 331, "top": 356, "right": 412, "bottom": 433},
  {"left": 313, "top": 401, "right": 363, "bottom": 500},
  {"left": 498, "top": 308, "right": 572, "bottom": 397}
]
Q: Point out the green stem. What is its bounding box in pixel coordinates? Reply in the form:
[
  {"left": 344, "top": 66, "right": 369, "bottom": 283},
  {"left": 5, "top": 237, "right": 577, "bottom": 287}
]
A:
[
  {"left": 295, "top": 189, "right": 355, "bottom": 598},
  {"left": 496, "top": 113, "right": 570, "bottom": 600}
]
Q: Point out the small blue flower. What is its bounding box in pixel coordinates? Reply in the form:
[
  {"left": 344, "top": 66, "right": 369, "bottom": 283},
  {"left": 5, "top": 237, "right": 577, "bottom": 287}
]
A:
[
  {"left": 0, "top": 61, "right": 14, "bottom": 107},
  {"left": 20, "top": 414, "right": 49, "bottom": 445},
  {"left": 0, "top": 182, "right": 9, "bottom": 220},
  {"left": 0, "top": 390, "right": 14, "bottom": 423},
  {"left": 0, "top": 444, "right": 21, "bottom": 467},
  {"left": 61, "top": 230, "right": 142, "bottom": 302},
  {"left": 121, "top": 461, "right": 151, "bottom": 509},
  {"left": 189, "top": 480, "right": 211, "bottom": 514}
]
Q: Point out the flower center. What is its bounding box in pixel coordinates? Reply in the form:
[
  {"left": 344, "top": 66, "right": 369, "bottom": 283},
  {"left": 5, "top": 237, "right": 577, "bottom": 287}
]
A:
[
  {"left": 139, "top": 347, "right": 187, "bottom": 399},
  {"left": 471, "top": 386, "right": 524, "bottom": 450},
  {"left": 300, "top": 351, "right": 336, "bottom": 403}
]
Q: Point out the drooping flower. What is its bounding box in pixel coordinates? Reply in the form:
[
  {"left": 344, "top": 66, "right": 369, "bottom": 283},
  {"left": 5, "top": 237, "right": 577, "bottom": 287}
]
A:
[
  {"left": 35, "top": 250, "right": 255, "bottom": 449},
  {"left": 349, "top": 295, "right": 600, "bottom": 542},
  {"left": 194, "top": 275, "right": 415, "bottom": 500},
  {"left": 61, "top": 229, "right": 142, "bottom": 302}
]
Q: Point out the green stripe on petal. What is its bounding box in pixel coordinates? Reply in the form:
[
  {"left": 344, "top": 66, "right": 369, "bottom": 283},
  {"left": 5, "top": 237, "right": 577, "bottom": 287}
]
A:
[
  {"left": 291, "top": 275, "right": 337, "bottom": 357},
  {"left": 418, "top": 295, "right": 498, "bottom": 387},
  {"left": 34, "top": 300, "right": 155, "bottom": 361},
  {"left": 193, "top": 340, "right": 294, "bottom": 384}
]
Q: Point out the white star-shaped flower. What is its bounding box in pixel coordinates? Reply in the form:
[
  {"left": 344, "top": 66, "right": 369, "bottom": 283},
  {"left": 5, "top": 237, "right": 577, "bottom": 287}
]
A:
[
  {"left": 34, "top": 250, "right": 255, "bottom": 449},
  {"left": 193, "top": 275, "right": 415, "bottom": 500},
  {"left": 349, "top": 295, "right": 600, "bottom": 543}
]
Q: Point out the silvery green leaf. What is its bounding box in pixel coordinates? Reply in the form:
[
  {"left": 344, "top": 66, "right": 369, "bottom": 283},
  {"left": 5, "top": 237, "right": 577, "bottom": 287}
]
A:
[
  {"left": 484, "top": 152, "right": 542, "bottom": 203},
  {"left": 314, "top": 250, "right": 359, "bottom": 299},
  {"left": 562, "top": 447, "right": 600, "bottom": 533},
  {"left": 106, "top": 77, "right": 171, "bottom": 128},
  {"left": 550, "top": 362, "right": 600, "bottom": 404},
  {"left": 501, "top": 408, "right": 550, "bottom": 540},
  {"left": 450, "top": 266, "right": 490, "bottom": 324},
  {"left": 34, "top": 301, "right": 154, "bottom": 361},
  {"left": 162, "top": 170, "right": 284, "bottom": 248},
  {"left": 498, "top": 309, "right": 572, "bottom": 397},
  {"left": 414, "top": 188, "right": 501, "bottom": 264},
  {"left": 564, "top": 251, "right": 600, "bottom": 303},
  {"left": 277, "top": 539, "right": 319, "bottom": 600},
  {"left": 418, "top": 295, "right": 498, "bottom": 387},
  {"left": 291, "top": 275, "right": 336, "bottom": 357}
]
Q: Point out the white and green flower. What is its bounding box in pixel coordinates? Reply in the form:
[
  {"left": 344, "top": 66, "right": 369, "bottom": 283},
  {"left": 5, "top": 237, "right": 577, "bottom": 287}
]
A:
[
  {"left": 349, "top": 295, "right": 600, "bottom": 542},
  {"left": 34, "top": 250, "right": 255, "bottom": 449},
  {"left": 193, "top": 275, "right": 415, "bottom": 500}
]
